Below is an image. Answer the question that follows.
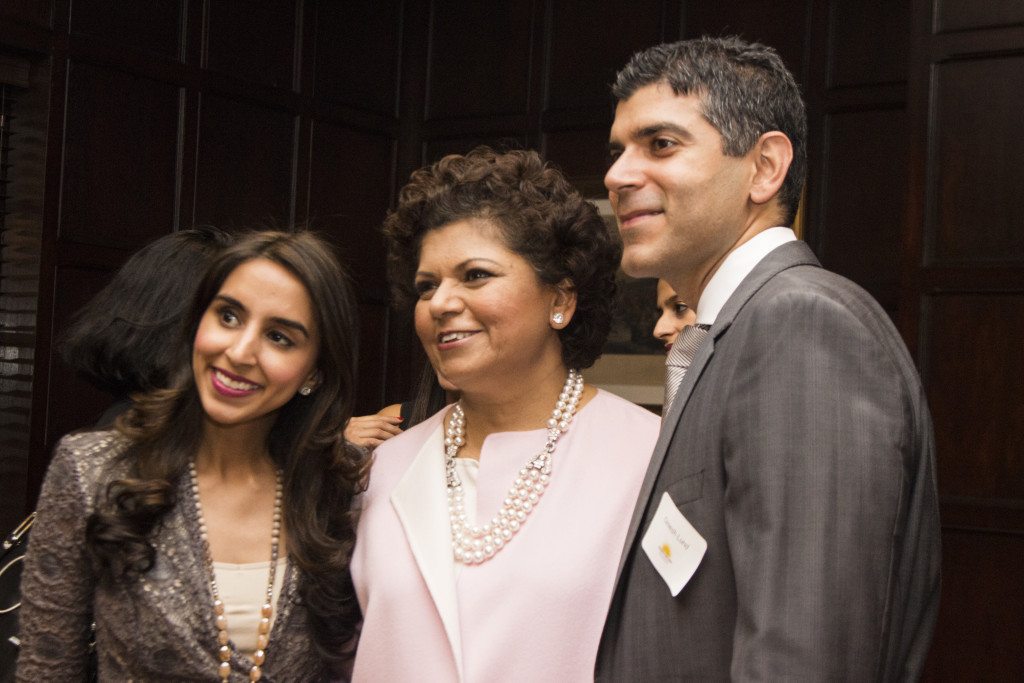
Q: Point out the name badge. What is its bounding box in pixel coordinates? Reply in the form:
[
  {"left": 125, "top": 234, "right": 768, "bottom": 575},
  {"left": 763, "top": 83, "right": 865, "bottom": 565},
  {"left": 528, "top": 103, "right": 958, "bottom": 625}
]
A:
[{"left": 641, "top": 492, "right": 707, "bottom": 596}]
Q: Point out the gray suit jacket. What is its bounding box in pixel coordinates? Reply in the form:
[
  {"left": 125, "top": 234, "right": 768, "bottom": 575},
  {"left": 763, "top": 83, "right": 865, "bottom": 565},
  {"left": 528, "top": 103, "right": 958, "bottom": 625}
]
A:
[{"left": 596, "top": 242, "right": 941, "bottom": 681}]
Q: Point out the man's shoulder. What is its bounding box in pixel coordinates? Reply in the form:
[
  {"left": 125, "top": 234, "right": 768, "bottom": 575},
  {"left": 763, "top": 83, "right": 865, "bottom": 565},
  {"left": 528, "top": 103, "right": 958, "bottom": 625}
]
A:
[
  {"left": 749, "top": 258, "right": 889, "bottom": 326},
  {"left": 730, "top": 259, "right": 921, "bottom": 390},
  {"left": 717, "top": 240, "right": 882, "bottom": 326}
]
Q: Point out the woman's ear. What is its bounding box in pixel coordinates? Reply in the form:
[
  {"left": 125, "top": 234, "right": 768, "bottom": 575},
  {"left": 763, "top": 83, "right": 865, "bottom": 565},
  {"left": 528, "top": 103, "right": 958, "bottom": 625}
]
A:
[
  {"left": 299, "top": 370, "right": 321, "bottom": 396},
  {"left": 549, "top": 279, "right": 578, "bottom": 329},
  {"left": 749, "top": 131, "right": 793, "bottom": 206}
]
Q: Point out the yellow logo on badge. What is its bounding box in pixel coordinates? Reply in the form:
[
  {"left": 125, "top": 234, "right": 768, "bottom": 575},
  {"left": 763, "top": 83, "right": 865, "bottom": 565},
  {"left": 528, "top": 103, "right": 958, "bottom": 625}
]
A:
[{"left": 659, "top": 543, "right": 672, "bottom": 561}]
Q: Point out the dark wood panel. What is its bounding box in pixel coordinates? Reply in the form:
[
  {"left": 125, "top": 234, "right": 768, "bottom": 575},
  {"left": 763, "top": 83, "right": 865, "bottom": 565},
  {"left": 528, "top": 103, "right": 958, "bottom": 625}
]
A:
[
  {"left": 354, "top": 301, "right": 390, "bottom": 415},
  {"left": 818, "top": 83, "right": 907, "bottom": 112},
  {"left": 206, "top": 0, "right": 295, "bottom": 89},
  {"left": 306, "top": 121, "right": 393, "bottom": 298},
  {"left": 421, "top": 114, "right": 529, "bottom": 140},
  {"left": 69, "top": 0, "right": 183, "bottom": 59},
  {"left": 193, "top": 94, "right": 295, "bottom": 229},
  {"left": 908, "top": 3, "right": 1024, "bottom": 675},
  {"left": 60, "top": 61, "right": 179, "bottom": 249},
  {"left": 547, "top": 0, "right": 665, "bottom": 111},
  {"left": 940, "top": 496, "right": 1024, "bottom": 535},
  {"left": 425, "top": 0, "right": 533, "bottom": 120},
  {"left": 931, "top": 24, "right": 1024, "bottom": 61},
  {"left": 682, "top": 0, "right": 807, "bottom": 80},
  {"left": 920, "top": 265, "right": 1024, "bottom": 293},
  {"left": 921, "top": 293, "right": 1024, "bottom": 501},
  {"left": 929, "top": 54, "right": 1024, "bottom": 264},
  {"left": 45, "top": 263, "right": 123, "bottom": 448},
  {"left": 543, "top": 127, "right": 611, "bottom": 199},
  {"left": 313, "top": 0, "right": 401, "bottom": 115},
  {"left": 921, "top": 529, "right": 1024, "bottom": 680},
  {"left": 828, "top": 0, "right": 909, "bottom": 87},
  {"left": 818, "top": 108, "right": 908, "bottom": 313},
  {"left": 0, "top": 0, "right": 52, "bottom": 28},
  {"left": 935, "top": 0, "right": 1024, "bottom": 34},
  {"left": 422, "top": 135, "right": 528, "bottom": 166}
]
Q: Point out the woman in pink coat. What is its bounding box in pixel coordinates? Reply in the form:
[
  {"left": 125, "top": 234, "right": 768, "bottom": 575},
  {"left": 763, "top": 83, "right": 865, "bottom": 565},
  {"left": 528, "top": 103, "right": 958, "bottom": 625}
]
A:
[{"left": 351, "top": 148, "right": 660, "bottom": 682}]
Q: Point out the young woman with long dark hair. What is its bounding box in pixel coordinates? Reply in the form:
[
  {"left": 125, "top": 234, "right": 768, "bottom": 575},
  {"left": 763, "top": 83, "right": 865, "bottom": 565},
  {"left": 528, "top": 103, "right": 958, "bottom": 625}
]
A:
[{"left": 17, "top": 231, "right": 369, "bottom": 681}]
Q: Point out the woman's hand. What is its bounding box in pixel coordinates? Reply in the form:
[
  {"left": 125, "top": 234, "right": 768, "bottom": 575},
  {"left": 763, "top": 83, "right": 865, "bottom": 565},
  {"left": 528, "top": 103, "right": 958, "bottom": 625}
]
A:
[{"left": 344, "top": 413, "right": 403, "bottom": 448}]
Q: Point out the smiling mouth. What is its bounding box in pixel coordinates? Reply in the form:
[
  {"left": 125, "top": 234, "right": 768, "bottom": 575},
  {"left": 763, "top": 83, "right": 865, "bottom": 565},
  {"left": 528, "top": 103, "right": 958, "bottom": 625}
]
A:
[
  {"left": 213, "top": 368, "right": 261, "bottom": 392},
  {"left": 438, "top": 331, "right": 476, "bottom": 344},
  {"left": 619, "top": 209, "right": 663, "bottom": 224}
]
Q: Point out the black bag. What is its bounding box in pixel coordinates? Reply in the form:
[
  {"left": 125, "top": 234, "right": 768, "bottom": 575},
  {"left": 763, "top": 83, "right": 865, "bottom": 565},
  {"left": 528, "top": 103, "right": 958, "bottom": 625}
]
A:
[{"left": 0, "top": 513, "right": 34, "bottom": 682}]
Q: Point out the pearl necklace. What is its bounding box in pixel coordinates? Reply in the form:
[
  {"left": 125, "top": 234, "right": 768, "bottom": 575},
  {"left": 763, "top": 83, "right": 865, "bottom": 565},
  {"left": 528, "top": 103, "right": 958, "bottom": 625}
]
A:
[
  {"left": 445, "top": 369, "right": 583, "bottom": 564},
  {"left": 188, "top": 462, "right": 283, "bottom": 682}
]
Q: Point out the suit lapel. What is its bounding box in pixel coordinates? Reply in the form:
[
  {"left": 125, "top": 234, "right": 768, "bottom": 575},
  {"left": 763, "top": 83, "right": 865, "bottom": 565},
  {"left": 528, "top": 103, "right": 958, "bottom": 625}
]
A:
[
  {"left": 612, "top": 241, "right": 821, "bottom": 587},
  {"left": 610, "top": 330, "right": 716, "bottom": 586},
  {"left": 390, "top": 424, "right": 464, "bottom": 680}
]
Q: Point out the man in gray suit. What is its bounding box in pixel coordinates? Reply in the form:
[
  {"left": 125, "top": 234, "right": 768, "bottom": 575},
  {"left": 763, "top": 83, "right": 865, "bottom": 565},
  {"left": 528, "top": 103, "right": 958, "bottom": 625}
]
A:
[{"left": 596, "top": 37, "right": 941, "bottom": 680}]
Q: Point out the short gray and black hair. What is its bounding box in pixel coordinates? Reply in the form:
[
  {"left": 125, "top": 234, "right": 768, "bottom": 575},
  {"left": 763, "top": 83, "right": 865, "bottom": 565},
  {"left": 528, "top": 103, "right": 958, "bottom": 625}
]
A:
[{"left": 613, "top": 36, "right": 807, "bottom": 225}]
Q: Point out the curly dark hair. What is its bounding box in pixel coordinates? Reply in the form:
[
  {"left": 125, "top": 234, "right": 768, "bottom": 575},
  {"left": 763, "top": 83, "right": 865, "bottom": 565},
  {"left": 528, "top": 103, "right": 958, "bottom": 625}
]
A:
[
  {"left": 85, "top": 230, "right": 370, "bottom": 674},
  {"left": 383, "top": 147, "right": 622, "bottom": 370}
]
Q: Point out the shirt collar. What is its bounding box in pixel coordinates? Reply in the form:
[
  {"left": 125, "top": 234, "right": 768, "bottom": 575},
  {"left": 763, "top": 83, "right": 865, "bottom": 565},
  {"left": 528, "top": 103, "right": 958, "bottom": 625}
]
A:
[{"left": 695, "top": 227, "right": 797, "bottom": 325}]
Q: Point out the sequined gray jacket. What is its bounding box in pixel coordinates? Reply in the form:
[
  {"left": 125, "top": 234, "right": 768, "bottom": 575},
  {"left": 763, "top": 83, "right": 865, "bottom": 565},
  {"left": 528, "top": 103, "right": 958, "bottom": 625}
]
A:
[{"left": 16, "top": 430, "right": 329, "bottom": 682}]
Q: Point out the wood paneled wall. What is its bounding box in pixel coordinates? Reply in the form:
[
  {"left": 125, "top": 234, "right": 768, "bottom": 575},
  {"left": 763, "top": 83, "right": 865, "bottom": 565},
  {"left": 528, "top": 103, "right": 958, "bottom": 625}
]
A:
[
  {"left": 0, "top": 0, "right": 679, "bottom": 517},
  {"left": 1, "top": 0, "right": 1021, "bottom": 676},
  {"left": 904, "top": 0, "right": 1024, "bottom": 677},
  {"left": 1, "top": 1, "right": 406, "bottom": 511}
]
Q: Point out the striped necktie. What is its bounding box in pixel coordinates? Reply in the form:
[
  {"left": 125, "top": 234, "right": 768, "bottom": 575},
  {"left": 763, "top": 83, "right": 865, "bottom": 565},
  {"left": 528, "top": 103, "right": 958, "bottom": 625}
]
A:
[{"left": 663, "top": 323, "right": 711, "bottom": 413}]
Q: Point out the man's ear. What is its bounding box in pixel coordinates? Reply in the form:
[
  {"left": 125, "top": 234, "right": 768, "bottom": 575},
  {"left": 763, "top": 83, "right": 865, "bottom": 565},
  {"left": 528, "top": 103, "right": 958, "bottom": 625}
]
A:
[
  {"left": 549, "top": 279, "right": 578, "bottom": 329},
  {"left": 749, "top": 131, "right": 793, "bottom": 206}
]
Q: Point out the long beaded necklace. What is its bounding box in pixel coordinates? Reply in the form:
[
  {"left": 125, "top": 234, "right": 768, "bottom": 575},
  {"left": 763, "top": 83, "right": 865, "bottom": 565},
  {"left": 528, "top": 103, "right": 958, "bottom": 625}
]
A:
[
  {"left": 445, "top": 368, "right": 583, "bottom": 564},
  {"left": 188, "top": 462, "right": 283, "bottom": 682}
]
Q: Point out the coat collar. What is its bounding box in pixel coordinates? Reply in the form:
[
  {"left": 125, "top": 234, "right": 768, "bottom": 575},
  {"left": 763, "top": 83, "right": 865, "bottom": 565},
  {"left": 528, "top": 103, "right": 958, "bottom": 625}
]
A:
[
  {"left": 611, "top": 241, "right": 821, "bottom": 587},
  {"left": 390, "top": 423, "right": 464, "bottom": 680}
]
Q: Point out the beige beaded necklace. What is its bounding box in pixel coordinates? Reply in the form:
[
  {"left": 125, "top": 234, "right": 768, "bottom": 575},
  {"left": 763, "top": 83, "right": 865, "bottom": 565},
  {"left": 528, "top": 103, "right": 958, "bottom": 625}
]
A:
[{"left": 188, "top": 463, "right": 283, "bottom": 682}]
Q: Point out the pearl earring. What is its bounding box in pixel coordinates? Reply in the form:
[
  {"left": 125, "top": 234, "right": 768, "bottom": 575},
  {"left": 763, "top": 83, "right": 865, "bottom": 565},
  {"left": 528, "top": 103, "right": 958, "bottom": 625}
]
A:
[
  {"left": 552, "top": 313, "right": 565, "bottom": 325},
  {"left": 299, "top": 386, "right": 312, "bottom": 396}
]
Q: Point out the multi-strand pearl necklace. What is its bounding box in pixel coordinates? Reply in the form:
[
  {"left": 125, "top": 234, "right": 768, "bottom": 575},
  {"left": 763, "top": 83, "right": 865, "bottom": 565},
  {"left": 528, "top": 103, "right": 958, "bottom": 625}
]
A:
[
  {"left": 189, "top": 462, "right": 283, "bottom": 682},
  {"left": 445, "top": 369, "right": 583, "bottom": 564}
]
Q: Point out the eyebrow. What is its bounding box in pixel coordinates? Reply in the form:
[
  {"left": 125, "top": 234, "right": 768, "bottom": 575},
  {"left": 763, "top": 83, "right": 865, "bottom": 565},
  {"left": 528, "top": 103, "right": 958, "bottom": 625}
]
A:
[
  {"left": 415, "top": 257, "right": 505, "bottom": 278},
  {"left": 215, "top": 294, "right": 311, "bottom": 340},
  {"left": 609, "top": 121, "right": 694, "bottom": 151}
]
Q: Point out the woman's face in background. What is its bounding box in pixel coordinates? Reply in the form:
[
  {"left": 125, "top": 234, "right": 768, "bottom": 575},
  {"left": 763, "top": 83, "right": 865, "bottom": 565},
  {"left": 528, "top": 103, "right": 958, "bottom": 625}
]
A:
[
  {"left": 653, "top": 279, "right": 695, "bottom": 353},
  {"left": 413, "top": 218, "right": 567, "bottom": 396}
]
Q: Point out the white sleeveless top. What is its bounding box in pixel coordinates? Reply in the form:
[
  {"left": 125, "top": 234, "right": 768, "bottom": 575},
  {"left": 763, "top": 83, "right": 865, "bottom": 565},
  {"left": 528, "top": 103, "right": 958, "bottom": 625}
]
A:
[{"left": 212, "top": 558, "right": 288, "bottom": 656}]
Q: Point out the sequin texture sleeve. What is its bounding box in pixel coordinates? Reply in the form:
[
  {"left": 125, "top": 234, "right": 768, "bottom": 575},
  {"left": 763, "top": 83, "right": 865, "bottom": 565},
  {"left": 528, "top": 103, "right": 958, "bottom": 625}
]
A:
[{"left": 15, "top": 434, "right": 100, "bottom": 680}]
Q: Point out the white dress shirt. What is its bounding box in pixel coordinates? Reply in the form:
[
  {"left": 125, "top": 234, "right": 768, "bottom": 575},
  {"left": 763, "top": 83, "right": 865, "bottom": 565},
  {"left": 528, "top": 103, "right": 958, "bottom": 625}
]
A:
[{"left": 695, "top": 227, "right": 797, "bottom": 325}]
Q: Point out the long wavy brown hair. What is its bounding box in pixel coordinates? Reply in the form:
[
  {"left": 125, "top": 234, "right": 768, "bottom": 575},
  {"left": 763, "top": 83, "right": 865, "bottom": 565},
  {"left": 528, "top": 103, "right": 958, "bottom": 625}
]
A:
[{"left": 85, "top": 230, "right": 370, "bottom": 673}]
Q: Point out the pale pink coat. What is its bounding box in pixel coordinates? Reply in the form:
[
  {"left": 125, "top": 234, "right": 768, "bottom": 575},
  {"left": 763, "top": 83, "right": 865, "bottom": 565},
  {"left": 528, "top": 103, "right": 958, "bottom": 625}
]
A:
[{"left": 351, "top": 390, "right": 660, "bottom": 682}]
